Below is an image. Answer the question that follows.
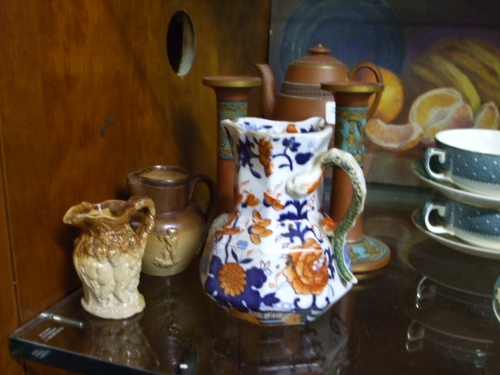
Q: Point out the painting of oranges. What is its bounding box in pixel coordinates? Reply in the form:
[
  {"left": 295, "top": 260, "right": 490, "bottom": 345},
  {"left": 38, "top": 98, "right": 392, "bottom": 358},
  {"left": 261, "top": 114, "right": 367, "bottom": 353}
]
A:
[{"left": 363, "top": 38, "right": 500, "bottom": 152}]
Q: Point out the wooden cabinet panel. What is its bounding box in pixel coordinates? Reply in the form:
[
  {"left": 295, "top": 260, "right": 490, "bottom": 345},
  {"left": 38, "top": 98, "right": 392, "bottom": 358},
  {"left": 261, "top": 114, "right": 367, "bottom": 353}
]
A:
[
  {"left": 0, "top": 168, "right": 23, "bottom": 374},
  {"left": 0, "top": 0, "right": 270, "bottom": 373}
]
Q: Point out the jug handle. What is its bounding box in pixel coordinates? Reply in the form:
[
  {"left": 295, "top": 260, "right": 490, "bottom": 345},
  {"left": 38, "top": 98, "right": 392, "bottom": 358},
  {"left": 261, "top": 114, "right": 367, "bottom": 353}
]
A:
[
  {"left": 323, "top": 149, "right": 365, "bottom": 284},
  {"left": 128, "top": 195, "right": 156, "bottom": 245},
  {"left": 189, "top": 174, "right": 217, "bottom": 223},
  {"left": 348, "top": 61, "right": 383, "bottom": 119},
  {"left": 286, "top": 148, "right": 365, "bottom": 284},
  {"left": 321, "top": 149, "right": 365, "bottom": 284}
]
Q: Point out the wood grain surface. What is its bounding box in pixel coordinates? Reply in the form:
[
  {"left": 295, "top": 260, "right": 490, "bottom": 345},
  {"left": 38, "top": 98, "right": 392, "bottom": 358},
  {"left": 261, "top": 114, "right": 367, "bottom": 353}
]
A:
[{"left": 0, "top": 1, "right": 270, "bottom": 373}]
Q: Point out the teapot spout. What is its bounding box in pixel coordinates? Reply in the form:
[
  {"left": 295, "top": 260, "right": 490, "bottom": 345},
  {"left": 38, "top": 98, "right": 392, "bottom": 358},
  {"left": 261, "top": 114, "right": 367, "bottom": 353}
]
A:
[{"left": 254, "top": 63, "right": 276, "bottom": 119}]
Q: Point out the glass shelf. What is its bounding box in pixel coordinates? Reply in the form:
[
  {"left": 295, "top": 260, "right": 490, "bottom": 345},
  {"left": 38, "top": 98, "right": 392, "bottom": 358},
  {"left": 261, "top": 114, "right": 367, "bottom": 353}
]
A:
[{"left": 10, "top": 184, "right": 500, "bottom": 374}]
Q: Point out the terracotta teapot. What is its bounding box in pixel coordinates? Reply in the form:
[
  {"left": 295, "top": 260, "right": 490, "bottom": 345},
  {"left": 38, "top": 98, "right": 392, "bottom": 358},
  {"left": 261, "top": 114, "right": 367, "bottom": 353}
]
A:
[{"left": 255, "top": 44, "right": 383, "bottom": 123}]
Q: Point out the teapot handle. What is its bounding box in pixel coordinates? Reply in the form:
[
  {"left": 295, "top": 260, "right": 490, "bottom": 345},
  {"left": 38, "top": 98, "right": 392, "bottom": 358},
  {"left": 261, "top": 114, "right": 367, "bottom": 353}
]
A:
[
  {"left": 128, "top": 195, "right": 156, "bottom": 246},
  {"left": 286, "top": 148, "right": 366, "bottom": 284},
  {"left": 188, "top": 174, "right": 217, "bottom": 223},
  {"left": 348, "top": 61, "right": 383, "bottom": 119}
]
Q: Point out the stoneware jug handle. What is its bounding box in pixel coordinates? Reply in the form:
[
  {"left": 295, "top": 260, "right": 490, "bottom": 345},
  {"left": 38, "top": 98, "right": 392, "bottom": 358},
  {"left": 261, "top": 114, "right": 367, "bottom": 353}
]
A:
[
  {"left": 348, "top": 61, "right": 383, "bottom": 119},
  {"left": 189, "top": 174, "right": 217, "bottom": 222},
  {"left": 286, "top": 148, "right": 366, "bottom": 284},
  {"left": 128, "top": 195, "right": 156, "bottom": 246}
]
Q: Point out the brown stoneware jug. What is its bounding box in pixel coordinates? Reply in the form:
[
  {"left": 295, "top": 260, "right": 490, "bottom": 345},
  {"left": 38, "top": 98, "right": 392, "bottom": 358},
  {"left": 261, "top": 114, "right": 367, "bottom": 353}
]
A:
[
  {"left": 255, "top": 44, "right": 383, "bottom": 123},
  {"left": 127, "top": 165, "right": 216, "bottom": 277}
]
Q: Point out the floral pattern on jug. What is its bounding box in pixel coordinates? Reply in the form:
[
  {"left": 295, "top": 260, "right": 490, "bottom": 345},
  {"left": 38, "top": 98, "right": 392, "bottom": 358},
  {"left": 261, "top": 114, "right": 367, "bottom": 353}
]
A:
[{"left": 200, "top": 117, "right": 366, "bottom": 326}]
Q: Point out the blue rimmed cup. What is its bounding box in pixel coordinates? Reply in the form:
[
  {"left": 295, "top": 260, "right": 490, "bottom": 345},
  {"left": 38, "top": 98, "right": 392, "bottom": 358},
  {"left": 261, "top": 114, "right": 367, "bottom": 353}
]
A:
[
  {"left": 421, "top": 195, "right": 500, "bottom": 250},
  {"left": 423, "top": 129, "right": 500, "bottom": 197}
]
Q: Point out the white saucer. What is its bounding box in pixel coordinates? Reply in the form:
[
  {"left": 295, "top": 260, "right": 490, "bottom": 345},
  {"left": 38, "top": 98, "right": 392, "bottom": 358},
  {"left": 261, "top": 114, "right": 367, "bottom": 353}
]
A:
[
  {"left": 411, "top": 161, "right": 500, "bottom": 209},
  {"left": 411, "top": 208, "right": 500, "bottom": 260}
]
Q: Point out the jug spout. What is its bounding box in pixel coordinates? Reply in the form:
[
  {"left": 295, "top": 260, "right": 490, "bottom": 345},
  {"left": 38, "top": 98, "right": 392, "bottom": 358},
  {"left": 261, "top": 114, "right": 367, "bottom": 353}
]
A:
[{"left": 254, "top": 63, "right": 276, "bottom": 119}]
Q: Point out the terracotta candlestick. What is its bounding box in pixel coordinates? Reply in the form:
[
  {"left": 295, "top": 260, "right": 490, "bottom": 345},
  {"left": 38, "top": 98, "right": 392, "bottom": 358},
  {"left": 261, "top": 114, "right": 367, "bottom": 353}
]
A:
[
  {"left": 203, "top": 76, "right": 262, "bottom": 215},
  {"left": 321, "top": 81, "right": 391, "bottom": 274}
]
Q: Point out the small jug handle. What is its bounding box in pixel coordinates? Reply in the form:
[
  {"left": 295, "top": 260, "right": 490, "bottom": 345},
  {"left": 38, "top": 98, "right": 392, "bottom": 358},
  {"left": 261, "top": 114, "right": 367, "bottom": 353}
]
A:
[
  {"left": 348, "top": 61, "right": 383, "bottom": 119},
  {"left": 128, "top": 195, "right": 156, "bottom": 246},
  {"left": 188, "top": 174, "right": 217, "bottom": 222}
]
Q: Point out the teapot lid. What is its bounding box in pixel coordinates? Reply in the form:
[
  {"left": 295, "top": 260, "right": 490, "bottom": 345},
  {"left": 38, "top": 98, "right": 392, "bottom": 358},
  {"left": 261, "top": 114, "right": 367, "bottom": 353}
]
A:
[
  {"left": 285, "top": 44, "right": 348, "bottom": 84},
  {"left": 294, "top": 45, "right": 345, "bottom": 68}
]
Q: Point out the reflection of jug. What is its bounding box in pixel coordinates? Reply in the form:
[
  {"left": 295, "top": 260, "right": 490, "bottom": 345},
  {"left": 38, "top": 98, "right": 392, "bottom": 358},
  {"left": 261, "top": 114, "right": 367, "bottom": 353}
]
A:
[
  {"left": 255, "top": 44, "right": 382, "bottom": 123},
  {"left": 83, "top": 311, "right": 160, "bottom": 371},
  {"left": 63, "top": 196, "right": 155, "bottom": 319},
  {"left": 127, "top": 165, "right": 216, "bottom": 277},
  {"left": 200, "top": 117, "right": 366, "bottom": 326},
  {"left": 239, "top": 309, "right": 349, "bottom": 374},
  {"left": 140, "top": 269, "right": 205, "bottom": 374},
  {"left": 204, "top": 305, "right": 350, "bottom": 373}
]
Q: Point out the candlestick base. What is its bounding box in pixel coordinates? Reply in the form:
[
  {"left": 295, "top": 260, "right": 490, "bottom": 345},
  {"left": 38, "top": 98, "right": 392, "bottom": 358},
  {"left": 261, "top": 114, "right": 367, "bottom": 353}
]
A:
[{"left": 348, "top": 235, "right": 391, "bottom": 274}]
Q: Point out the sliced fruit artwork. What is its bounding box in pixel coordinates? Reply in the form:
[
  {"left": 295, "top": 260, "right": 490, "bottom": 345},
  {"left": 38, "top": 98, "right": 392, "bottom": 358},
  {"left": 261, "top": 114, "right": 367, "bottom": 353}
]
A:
[
  {"left": 365, "top": 38, "right": 500, "bottom": 152},
  {"left": 409, "top": 88, "right": 474, "bottom": 146},
  {"left": 354, "top": 66, "right": 405, "bottom": 124},
  {"left": 366, "top": 120, "right": 422, "bottom": 152}
]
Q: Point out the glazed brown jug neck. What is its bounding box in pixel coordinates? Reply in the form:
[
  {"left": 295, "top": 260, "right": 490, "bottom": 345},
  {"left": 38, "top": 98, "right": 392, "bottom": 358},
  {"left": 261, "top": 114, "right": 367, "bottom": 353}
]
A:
[{"left": 127, "top": 166, "right": 190, "bottom": 213}]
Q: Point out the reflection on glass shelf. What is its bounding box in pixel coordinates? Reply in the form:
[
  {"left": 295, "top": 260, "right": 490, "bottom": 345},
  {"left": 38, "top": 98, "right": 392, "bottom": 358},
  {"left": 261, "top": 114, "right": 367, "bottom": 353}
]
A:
[
  {"left": 9, "top": 289, "right": 165, "bottom": 375},
  {"left": 10, "top": 184, "right": 500, "bottom": 375},
  {"left": 9, "top": 256, "right": 350, "bottom": 375}
]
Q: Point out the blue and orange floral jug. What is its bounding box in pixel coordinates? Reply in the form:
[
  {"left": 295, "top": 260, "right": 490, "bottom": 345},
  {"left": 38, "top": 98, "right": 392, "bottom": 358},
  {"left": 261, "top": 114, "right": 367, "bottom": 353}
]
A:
[{"left": 200, "top": 117, "right": 366, "bottom": 325}]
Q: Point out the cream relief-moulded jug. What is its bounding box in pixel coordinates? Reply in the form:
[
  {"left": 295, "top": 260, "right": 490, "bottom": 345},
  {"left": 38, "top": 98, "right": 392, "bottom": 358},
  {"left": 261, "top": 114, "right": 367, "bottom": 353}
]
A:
[
  {"left": 64, "top": 196, "right": 155, "bottom": 319},
  {"left": 200, "top": 117, "right": 366, "bottom": 326}
]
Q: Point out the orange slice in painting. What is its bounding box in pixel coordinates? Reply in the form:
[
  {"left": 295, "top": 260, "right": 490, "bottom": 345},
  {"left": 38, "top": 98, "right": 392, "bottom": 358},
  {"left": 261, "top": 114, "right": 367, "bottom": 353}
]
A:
[
  {"left": 409, "top": 87, "right": 463, "bottom": 128},
  {"left": 354, "top": 66, "right": 405, "bottom": 123},
  {"left": 474, "top": 101, "right": 500, "bottom": 129},
  {"left": 420, "top": 101, "right": 473, "bottom": 146},
  {"left": 366, "top": 119, "right": 423, "bottom": 152},
  {"left": 408, "top": 88, "right": 474, "bottom": 146}
]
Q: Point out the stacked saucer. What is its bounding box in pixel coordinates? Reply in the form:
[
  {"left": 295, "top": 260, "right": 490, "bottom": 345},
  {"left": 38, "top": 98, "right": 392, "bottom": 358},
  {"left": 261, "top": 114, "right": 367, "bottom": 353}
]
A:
[
  {"left": 409, "top": 128, "right": 500, "bottom": 322},
  {"left": 411, "top": 161, "right": 500, "bottom": 259}
]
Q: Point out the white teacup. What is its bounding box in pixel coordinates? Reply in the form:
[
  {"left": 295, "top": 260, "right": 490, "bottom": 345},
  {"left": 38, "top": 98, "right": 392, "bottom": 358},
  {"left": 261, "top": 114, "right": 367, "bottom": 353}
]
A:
[
  {"left": 422, "top": 196, "right": 500, "bottom": 250},
  {"left": 423, "top": 129, "right": 500, "bottom": 197}
]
